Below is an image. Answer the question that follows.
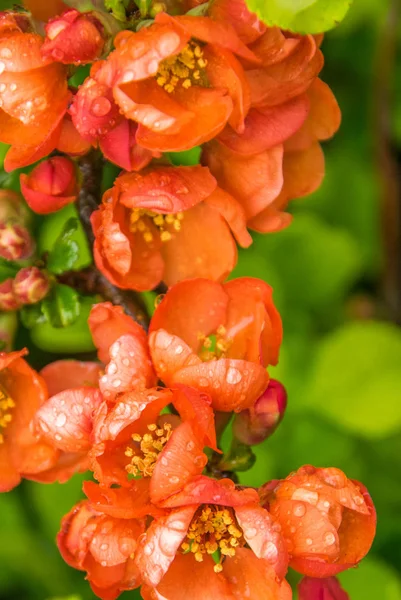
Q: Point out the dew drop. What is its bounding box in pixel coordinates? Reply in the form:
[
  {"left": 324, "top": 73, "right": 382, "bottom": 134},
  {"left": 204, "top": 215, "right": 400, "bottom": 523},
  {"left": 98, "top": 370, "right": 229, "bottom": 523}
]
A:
[
  {"left": 245, "top": 527, "right": 257, "bottom": 539},
  {"left": 198, "top": 377, "right": 209, "bottom": 387},
  {"left": 263, "top": 541, "right": 278, "bottom": 564},
  {"left": 9, "top": 82, "right": 16, "bottom": 91},
  {"left": 40, "top": 421, "right": 50, "bottom": 433},
  {"left": 0, "top": 48, "right": 11, "bottom": 58},
  {"left": 144, "top": 543, "right": 154, "bottom": 556},
  {"left": 122, "top": 358, "right": 130, "bottom": 367},
  {"left": 0, "top": 83, "right": 6, "bottom": 92},
  {"left": 293, "top": 503, "right": 306, "bottom": 517},
  {"left": 112, "top": 379, "right": 122, "bottom": 388},
  {"left": 324, "top": 532, "right": 336, "bottom": 546},
  {"left": 226, "top": 367, "right": 242, "bottom": 385},
  {"left": 91, "top": 96, "right": 112, "bottom": 118},
  {"left": 101, "top": 561, "right": 107, "bottom": 567},
  {"left": 55, "top": 433, "right": 62, "bottom": 441},
  {"left": 169, "top": 476, "right": 180, "bottom": 484},
  {"left": 186, "top": 441, "right": 195, "bottom": 451},
  {"left": 52, "top": 48, "right": 65, "bottom": 60},
  {"left": 108, "top": 362, "right": 117, "bottom": 375},
  {"left": 55, "top": 413, "right": 67, "bottom": 427},
  {"left": 100, "top": 543, "right": 109, "bottom": 551},
  {"left": 175, "top": 345, "right": 184, "bottom": 355},
  {"left": 305, "top": 537, "right": 313, "bottom": 546}
]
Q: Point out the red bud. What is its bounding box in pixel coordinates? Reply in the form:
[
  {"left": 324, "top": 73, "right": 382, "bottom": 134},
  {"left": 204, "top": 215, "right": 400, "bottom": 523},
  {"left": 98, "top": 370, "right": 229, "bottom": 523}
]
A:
[
  {"left": 0, "top": 222, "right": 34, "bottom": 261},
  {"left": 42, "top": 9, "right": 105, "bottom": 65},
  {"left": 233, "top": 379, "right": 287, "bottom": 445},
  {"left": 13, "top": 267, "right": 50, "bottom": 304},
  {"left": 20, "top": 157, "right": 78, "bottom": 215},
  {"left": 0, "top": 279, "right": 21, "bottom": 311}
]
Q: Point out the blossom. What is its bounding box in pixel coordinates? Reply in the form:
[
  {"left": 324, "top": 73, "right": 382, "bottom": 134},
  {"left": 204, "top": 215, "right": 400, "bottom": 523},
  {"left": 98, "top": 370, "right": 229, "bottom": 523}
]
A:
[
  {"left": 261, "top": 465, "right": 377, "bottom": 577},
  {"left": 0, "top": 13, "right": 69, "bottom": 171},
  {"left": 298, "top": 576, "right": 350, "bottom": 600},
  {"left": 90, "top": 385, "right": 217, "bottom": 504},
  {"left": 201, "top": 0, "right": 341, "bottom": 232},
  {"left": 0, "top": 349, "right": 60, "bottom": 491},
  {"left": 91, "top": 166, "right": 251, "bottom": 291},
  {"left": 70, "top": 76, "right": 160, "bottom": 171},
  {"left": 42, "top": 9, "right": 105, "bottom": 65},
  {"left": 20, "top": 156, "right": 78, "bottom": 215},
  {"left": 58, "top": 500, "right": 145, "bottom": 600},
  {"left": 136, "top": 476, "right": 291, "bottom": 599},
  {"left": 233, "top": 378, "right": 287, "bottom": 445},
  {"left": 149, "top": 277, "right": 282, "bottom": 412},
  {"left": 74, "top": 12, "right": 260, "bottom": 154}
]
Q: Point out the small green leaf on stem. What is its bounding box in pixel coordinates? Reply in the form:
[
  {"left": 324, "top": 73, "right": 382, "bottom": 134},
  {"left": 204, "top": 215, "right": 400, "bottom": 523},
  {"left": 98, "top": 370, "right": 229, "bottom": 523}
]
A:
[
  {"left": 42, "top": 284, "right": 81, "bottom": 328},
  {"left": 46, "top": 218, "right": 80, "bottom": 275}
]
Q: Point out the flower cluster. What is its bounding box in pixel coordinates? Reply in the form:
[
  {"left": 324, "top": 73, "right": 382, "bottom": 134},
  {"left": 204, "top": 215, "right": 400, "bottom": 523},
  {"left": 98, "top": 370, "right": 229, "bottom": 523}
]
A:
[
  {"left": 0, "top": 292, "right": 376, "bottom": 598},
  {"left": 0, "top": 0, "right": 375, "bottom": 599}
]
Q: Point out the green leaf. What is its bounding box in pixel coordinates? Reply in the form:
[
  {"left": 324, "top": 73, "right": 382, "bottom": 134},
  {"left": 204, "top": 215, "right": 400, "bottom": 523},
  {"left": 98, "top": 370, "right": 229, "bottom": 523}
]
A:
[
  {"left": 20, "top": 303, "right": 48, "bottom": 329},
  {"left": 307, "top": 321, "right": 401, "bottom": 439},
  {"left": 245, "top": 0, "right": 353, "bottom": 33},
  {"left": 0, "top": 258, "right": 19, "bottom": 283},
  {"left": 38, "top": 204, "right": 92, "bottom": 271},
  {"left": 30, "top": 296, "right": 96, "bottom": 353},
  {"left": 47, "top": 218, "right": 80, "bottom": 275},
  {"left": 105, "top": 0, "right": 129, "bottom": 20},
  {"left": 167, "top": 146, "right": 202, "bottom": 166},
  {"left": 42, "top": 284, "right": 81, "bottom": 328},
  {"left": 339, "top": 556, "right": 401, "bottom": 600}
]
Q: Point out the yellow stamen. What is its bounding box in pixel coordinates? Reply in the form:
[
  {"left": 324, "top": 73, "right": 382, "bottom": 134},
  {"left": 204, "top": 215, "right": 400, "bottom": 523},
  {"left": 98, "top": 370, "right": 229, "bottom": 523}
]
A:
[
  {"left": 125, "top": 422, "right": 173, "bottom": 477},
  {"left": 197, "top": 325, "right": 233, "bottom": 361},
  {"left": 156, "top": 41, "right": 208, "bottom": 93},
  {"left": 0, "top": 383, "right": 15, "bottom": 444},
  {"left": 181, "top": 505, "right": 245, "bottom": 573},
  {"left": 130, "top": 209, "right": 185, "bottom": 245}
]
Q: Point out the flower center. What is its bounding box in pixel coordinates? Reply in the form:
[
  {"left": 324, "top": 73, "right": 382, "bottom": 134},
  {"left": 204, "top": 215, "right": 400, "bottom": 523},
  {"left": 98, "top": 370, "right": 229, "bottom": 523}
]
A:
[
  {"left": 0, "top": 383, "right": 15, "bottom": 444},
  {"left": 181, "top": 505, "right": 244, "bottom": 572},
  {"left": 198, "top": 325, "right": 232, "bottom": 361},
  {"left": 156, "top": 41, "right": 208, "bottom": 94},
  {"left": 125, "top": 422, "right": 172, "bottom": 477},
  {"left": 130, "top": 209, "right": 184, "bottom": 244}
]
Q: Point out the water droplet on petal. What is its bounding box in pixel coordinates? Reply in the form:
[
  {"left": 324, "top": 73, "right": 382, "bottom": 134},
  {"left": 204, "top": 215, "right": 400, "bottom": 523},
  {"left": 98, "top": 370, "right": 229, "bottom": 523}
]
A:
[
  {"left": 0, "top": 62, "right": 5, "bottom": 74},
  {"left": 186, "top": 441, "right": 195, "bottom": 451},
  {"left": 293, "top": 503, "right": 306, "bottom": 517},
  {"left": 100, "top": 543, "right": 109, "bottom": 551},
  {"left": 324, "top": 532, "right": 336, "bottom": 545},
  {"left": 55, "top": 413, "right": 67, "bottom": 427},
  {"left": 245, "top": 527, "right": 257, "bottom": 539},
  {"left": 0, "top": 48, "right": 11, "bottom": 58},
  {"left": 91, "top": 97, "right": 112, "bottom": 117},
  {"left": 305, "top": 537, "right": 313, "bottom": 546},
  {"left": 226, "top": 367, "right": 242, "bottom": 385},
  {"left": 144, "top": 542, "right": 154, "bottom": 556},
  {"left": 169, "top": 475, "right": 180, "bottom": 484},
  {"left": 108, "top": 362, "right": 117, "bottom": 375}
]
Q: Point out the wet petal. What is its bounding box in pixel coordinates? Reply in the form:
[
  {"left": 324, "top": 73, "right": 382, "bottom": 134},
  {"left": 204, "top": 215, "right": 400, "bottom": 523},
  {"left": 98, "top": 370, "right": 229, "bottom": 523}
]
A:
[
  {"left": 40, "top": 360, "right": 102, "bottom": 396},
  {"left": 159, "top": 475, "right": 259, "bottom": 508}
]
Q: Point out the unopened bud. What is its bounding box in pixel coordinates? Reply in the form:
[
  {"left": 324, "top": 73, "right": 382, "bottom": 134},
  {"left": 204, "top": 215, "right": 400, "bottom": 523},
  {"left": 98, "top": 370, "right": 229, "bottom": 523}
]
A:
[
  {"left": 0, "top": 190, "right": 30, "bottom": 224},
  {"left": 0, "top": 279, "right": 21, "bottom": 311},
  {"left": 0, "top": 222, "right": 34, "bottom": 261},
  {"left": 233, "top": 379, "right": 287, "bottom": 445},
  {"left": 42, "top": 9, "right": 105, "bottom": 65},
  {"left": 20, "top": 157, "right": 78, "bottom": 215},
  {"left": 13, "top": 267, "right": 50, "bottom": 305}
]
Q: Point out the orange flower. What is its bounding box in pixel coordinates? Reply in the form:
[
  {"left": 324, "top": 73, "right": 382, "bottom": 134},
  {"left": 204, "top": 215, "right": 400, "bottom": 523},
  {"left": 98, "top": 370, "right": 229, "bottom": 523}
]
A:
[
  {"left": 0, "top": 349, "right": 67, "bottom": 491},
  {"left": 89, "top": 385, "right": 217, "bottom": 504},
  {"left": 70, "top": 74, "right": 160, "bottom": 171},
  {"left": 0, "top": 13, "right": 69, "bottom": 171},
  {"left": 149, "top": 277, "right": 282, "bottom": 412},
  {"left": 20, "top": 156, "right": 78, "bottom": 214},
  {"left": 42, "top": 9, "right": 105, "bottom": 65},
  {"left": 298, "top": 576, "right": 350, "bottom": 600},
  {"left": 261, "top": 465, "right": 376, "bottom": 577},
  {"left": 77, "top": 12, "right": 259, "bottom": 153},
  {"left": 136, "top": 476, "right": 291, "bottom": 600},
  {"left": 202, "top": 0, "right": 341, "bottom": 233},
  {"left": 91, "top": 166, "right": 251, "bottom": 291},
  {"left": 58, "top": 500, "right": 145, "bottom": 600}
]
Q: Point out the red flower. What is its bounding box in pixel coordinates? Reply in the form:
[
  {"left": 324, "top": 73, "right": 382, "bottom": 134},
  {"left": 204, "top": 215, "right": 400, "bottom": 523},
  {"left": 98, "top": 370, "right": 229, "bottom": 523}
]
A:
[
  {"left": 261, "top": 465, "right": 377, "bottom": 577},
  {"left": 298, "top": 576, "right": 350, "bottom": 600},
  {"left": 90, "top": 385, "right": 217, "bottom": 504},
  {"left": 91, "top": 166, "right": 251, "bottom": 291},
  {"left": 58, "top": 500, "right": 145, "bottom": 600},
  {"left": 0, "top": 349, "right": 60, "bottom": 491},
  {"left": 136, "top": 476, "right": 291, "bottom": 600},
  {"left": 0, "top": 14, "right": 69, "bottom": 171},
  {"left": 149, "top": 277, "right": 282, "bottom": 412},
  {"left": 42, "top": 9, "right": 105, "bottom": 65},
  {"left": 75, "top": 12, "right": 259, "bottom": 154},
  {"left": 20, "top": 156, "right": 78, "bottom": 215}
]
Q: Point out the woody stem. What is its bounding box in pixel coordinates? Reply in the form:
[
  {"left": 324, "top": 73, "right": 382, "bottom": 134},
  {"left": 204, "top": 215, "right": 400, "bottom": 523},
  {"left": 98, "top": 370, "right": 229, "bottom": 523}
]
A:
[{"left": 76, "top": 151, "right": 150, "bottom": 330}]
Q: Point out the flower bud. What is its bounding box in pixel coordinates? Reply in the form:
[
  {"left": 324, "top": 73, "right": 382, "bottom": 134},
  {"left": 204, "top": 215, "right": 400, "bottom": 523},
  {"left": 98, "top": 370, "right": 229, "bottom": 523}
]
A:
[
  {"left": 13, "top": 267, "right": 50, "bottom": 305},
  {"left": 42, "top": 9, "right": 105, "bottom": 65},
  {"left": 0, "top": 279, "right": 21, "bottom": 311},
  {"left": 233, "top": 379, "right": 287, "bottom": 445},
  {"left": 20, "top": 157, "right": 78, "bottom": 215},
  {"left": 0, "top": 222, "right": 34, "bottom": 261},
  {"left": 0, "top": 190, "right": 30, "bottom": 224},
  {"left": 298, "top": 577, "right": 349, "bottom": 600}
]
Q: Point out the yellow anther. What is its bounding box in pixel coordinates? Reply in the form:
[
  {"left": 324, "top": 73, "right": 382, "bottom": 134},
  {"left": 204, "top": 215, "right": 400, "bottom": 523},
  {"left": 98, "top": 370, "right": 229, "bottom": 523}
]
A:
[
  {"left": 214, "top": 563, "right": 223, "bottom": 573},
  {"left": 153, "top": 214, "right": 164, "bottom": 227},
  {"left": 182, "top": 79, "right": 192, "bottom": 89},
  {"left": 0, "top": 384, "right": 15, "bottom": 444},
  {"left": 160, "top": 231, "right": 172, "bottom": 242},
  {"left": 130, "top": 209, "right": 185, "bottom": 244},
  {"left": 156, "top": 40, "right": 208, "bottom": 93},
  {"left": 125, "top": 422, "right": 172, "bottom": 478},
  {"left": 198, "top": 324, "right": 232, "bottom": 361}
]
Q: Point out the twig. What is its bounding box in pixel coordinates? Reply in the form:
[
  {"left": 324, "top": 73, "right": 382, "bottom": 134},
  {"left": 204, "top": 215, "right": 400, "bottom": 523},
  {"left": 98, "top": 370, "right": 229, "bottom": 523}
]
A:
[{"left": 76, "top": 152, "right": 150, "bottom": 329}]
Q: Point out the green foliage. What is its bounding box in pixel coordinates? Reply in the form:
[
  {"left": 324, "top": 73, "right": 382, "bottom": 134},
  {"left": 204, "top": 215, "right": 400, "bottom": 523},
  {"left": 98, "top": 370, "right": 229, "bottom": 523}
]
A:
[
  {"left": 167, "top": 146, "right": 202, "bottom": 166},
  {"left": 339, "top": 556, "right": 401, "bottom": 600},
  {"left": 38, "top": 204, "right": 92, "bottom": 272},
  {"left": 105, "top": 0, "right": 130, "bottom": 20},
  {"left": 42, "top": 284, "right": 81, "bottom": 328},
  {"left": 47, "top": 219, "right": 81, "bottom": 275},
  {"left": 307, "top": 321, "right": 401, "bottom": 438},
  {"left": 245, "top": 0, "right": 353, "bottom": 33},
  {"left": 0, "top": 257, "right": 19, "bottom": 283}
]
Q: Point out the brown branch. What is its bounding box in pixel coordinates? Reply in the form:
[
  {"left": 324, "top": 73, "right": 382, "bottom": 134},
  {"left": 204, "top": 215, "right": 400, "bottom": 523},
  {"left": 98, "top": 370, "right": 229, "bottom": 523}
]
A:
[
  {"left": 76, "top": 152, "right": 150, "bottom": 329},
  {"left": 374, "top": 0, "right": 401, "bottom": 323}
]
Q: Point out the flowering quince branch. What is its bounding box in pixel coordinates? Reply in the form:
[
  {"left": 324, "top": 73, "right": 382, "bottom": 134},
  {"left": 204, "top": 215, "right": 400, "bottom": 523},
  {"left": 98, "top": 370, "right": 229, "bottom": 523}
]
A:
[{"left": 0, "top": 0, "right": 376, "bottom": 599}]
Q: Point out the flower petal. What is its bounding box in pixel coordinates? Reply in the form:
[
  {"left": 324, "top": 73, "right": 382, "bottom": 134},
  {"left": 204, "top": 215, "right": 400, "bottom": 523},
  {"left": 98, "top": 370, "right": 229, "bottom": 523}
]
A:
[
  {"left": 159, "top": 475, "right": 259, "bottom": 508},
  {"left": 204, "top": 187, "right": 252, "bottom": 248},
  {"left": 83, "top": 479, "right": 165, "bottom": 519},
  {"left": 40, "top": 360, "right": 102, "bottom": 396}
]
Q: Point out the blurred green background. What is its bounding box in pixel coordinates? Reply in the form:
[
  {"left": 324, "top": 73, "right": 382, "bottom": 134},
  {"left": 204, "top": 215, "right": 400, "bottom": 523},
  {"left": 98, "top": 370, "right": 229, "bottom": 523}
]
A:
[{"left": 1, "top": 0, "right": 401, "bottom": 598}]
